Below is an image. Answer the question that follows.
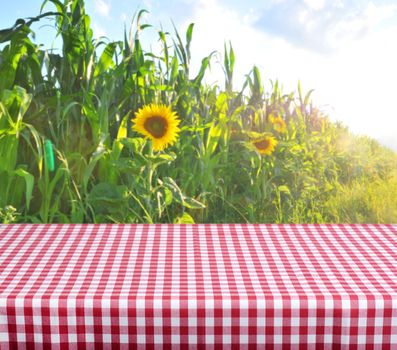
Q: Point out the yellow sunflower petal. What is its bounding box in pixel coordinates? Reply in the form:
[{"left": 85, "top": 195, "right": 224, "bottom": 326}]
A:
[
  {"left": 251, "top": 135, "right": 278, "bottom": 155},
  {"left": 270, "top": 115, "right": 287, "bottom": 133},
  {"left": 132, "top": 104, "right": 180, "bottom": 151}
]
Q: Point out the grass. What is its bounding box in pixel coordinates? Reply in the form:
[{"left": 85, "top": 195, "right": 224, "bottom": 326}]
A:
[{"left": 0, "top": 0, "right": 396, "bottom": 224}]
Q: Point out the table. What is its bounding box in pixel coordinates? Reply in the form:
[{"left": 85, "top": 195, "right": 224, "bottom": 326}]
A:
[{"left": 0, "top": 224, "right": 396, "bottom": 349}]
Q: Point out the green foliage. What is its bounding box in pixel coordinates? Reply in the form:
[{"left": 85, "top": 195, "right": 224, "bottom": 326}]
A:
[
  {"left": 0, "top": 0, "right": 396, "bottom": 223},
  {"left": 0, "top": 206, "right": 19, "bottom": 224},
  {"left": 325, "top": 178, "right": 397, "bottom": 223}
]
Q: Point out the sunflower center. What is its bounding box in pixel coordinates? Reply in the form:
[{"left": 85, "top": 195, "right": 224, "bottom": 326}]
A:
[
  {"left": 254, "top": 139, "right": 270, "bottom": 150},
  {"left": 144, "top": 116, "right": 168, "bottom": 138}
]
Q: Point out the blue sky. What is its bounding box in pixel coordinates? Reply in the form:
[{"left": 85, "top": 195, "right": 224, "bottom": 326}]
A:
[{"left": 1, "top": 0, "right": 397, "bottom": 150}]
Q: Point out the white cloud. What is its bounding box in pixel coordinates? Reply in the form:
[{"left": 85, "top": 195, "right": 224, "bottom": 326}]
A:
[
  {"left": 323, "top": 2, "right": 397, "bottom": 51},
  {"left": 92, "top": 22, "right": 107, "bottom": 38},
  {"left": 183, "top": 0, "right": 271, "bottom": 86},
  {"left": 365, "top": 2, "right": 397, "bottom": 26},
  {"left": 333, "top": 0, "right": 344, "bottom": 9},
  {"left": 304, "top": 0, "right": 325, "bottom": 11},
  {"left": 253, "top": 1, "right": 397, "bottom": 53},
  {"left": 184, "top": 0, "right": 397, "bottom": 150},
  {"left": 94, "top": 0, "right": 111, "bottom": 17}
]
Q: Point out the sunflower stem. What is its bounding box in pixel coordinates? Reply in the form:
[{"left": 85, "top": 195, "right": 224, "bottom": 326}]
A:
[{"left": 148, "top": 146, "right": 154, "bottom": 192}]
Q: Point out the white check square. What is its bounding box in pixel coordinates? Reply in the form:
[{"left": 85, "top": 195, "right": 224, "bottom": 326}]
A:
[
  {"left": 119, "top": 316, "right": 128, "bottom": 327},
  {"left": 51, "top": 334, "right": 60, "bottom": 343},
  {"left": 154, "top": 334, "right": 162, "bottom": 343},
  {"left": 171, "top": 300, "right": 179, "bottom": 309},
  {"left": 308, "top": 317, "right": 316, "bottom": 327},
  {"left": 137, "top": 317, "right": 145, "bottom": 326},
  {"left": 84, "top": 315, "right": 94, "bottom": 326},
  {"left": 324, "top": 334, "right": 333, "bottom": 343},
  {"left": 171, "top": 334, "right": 180, "bottom": 343},
  {"left": 257, "top": 334, "right": 265, "bottom": 344},
  {"left": 274, "top": 317, "right": 282, "bottom": 327},
  {"left": 223, "top": 334, "right": 231, "bottom": 343},
  {"left": 240, "top": 334, "right": 248, "bottom": 344},
  {"left": 188, "top": 317, "right": 197, "bottom": 327},
  {"left": 120, "top": 334, "right": 129, "bottom": 344},
  {"left": 34, "top": 333, "right": 43, "bottom": 343},
  {"left": 68, "top": 333, "right": 77, "bottom": 343},
  {"left": 223, "top": 317, "right": 232, "bottom": 327},
  {"left": 308, "top": 334, "right": 316, "bottom": 343},
  {"left": 205, "top": 334, "right": 214, "bottom": 344},
  {"left": 291, "top": 317, "right": 299, "bottom": 327},
  {"left": 137, "top": 334, "right": 145, "bottom": 344},
  {"left": 103, "top": 333, "right": 111, "bottom": 343},
  {"left": 222, "top": 299, "right": 231, "bottom": 309},
  {"left": 274, "top": 334, "right": 282, "bottom": 344},
  {"left": 15, "top": 315, "right": 25, "bottom": 325},
  {"left": 240, "top": 317, "right": 248, "bottom": 327},
  {"left": 102, "top": 317, "right": 111, "bottom": 326},
  {"left": 189, "top": 334, "right": 197, "bottom": 343},
  {"left": 206, "top": 317, "right": 214, "bottom": 327}
]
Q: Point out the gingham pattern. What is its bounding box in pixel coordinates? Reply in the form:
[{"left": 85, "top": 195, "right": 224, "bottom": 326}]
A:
[{"left": 0, "top": 224, "right": 396, "bottom": 349}]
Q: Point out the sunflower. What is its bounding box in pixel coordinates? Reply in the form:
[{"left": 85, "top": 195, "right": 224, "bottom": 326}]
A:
[
  {"left": 270, "top": 115, "right": 287, "bottom": 133},
  {"left": 132, "top": 104, "right": 180, "bottom": 151},
  {"left": 251, "top": 135, "right": 278, "bottom": 155}
]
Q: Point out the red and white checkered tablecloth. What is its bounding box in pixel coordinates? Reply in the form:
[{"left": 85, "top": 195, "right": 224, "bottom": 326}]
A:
[{"left": 0, "top": 224, "right": 396, "bottom": 349}]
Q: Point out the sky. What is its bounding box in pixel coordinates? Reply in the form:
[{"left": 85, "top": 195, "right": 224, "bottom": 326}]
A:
[{"left": 1, "top": 0, "right": 397, "bottom": 151}]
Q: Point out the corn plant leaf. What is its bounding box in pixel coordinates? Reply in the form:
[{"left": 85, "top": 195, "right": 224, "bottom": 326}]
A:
[
  {"left": 14, "top": 168, "right": 34, "bottom": 211},
  {"left": 117, "top": 115, "right": 129, "bottom": 140},
  {"left": 215, "top": 93, "right": 228, "bottom": 114},
  {"left": 94, "top": 42, "right": 117, "bottom": 78},
  {"left": 206, "top": 123, "right": 222, "bottom": 156}
]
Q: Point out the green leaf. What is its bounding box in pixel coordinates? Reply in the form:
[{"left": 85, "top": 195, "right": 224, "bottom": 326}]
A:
[
  {"left": 193, "top": 55, "right": 210, "bottom": 86},
  {"left": 94, "top": 42, "right": 117, "bottom": 78},
  {"left": 215, "top": 92, "right": 228, "bottom": 114},
  {"left": 229, "top": 42, "right": 235, "bottom": 73},
  {"left": 117, "top": 115, "right": 129, "bottom": 140},
  {"left": 14, "top": 168, "right": 34, "bottom": 211},
  {"left": 148, "top": 152, "right": 177, "bottom": 166},
  {"left": 83, "top": 142, "right": 107, "bottom": 193},
  {"left": 253, "top": 66, "right": 263, "bottom": 96},
  {"left": 278, "top": 185, "right": 291, "bottom": 195},
  {"left": 186, "top": 23, "right": 194, "bottom": 47},
  {"left": 174, "top": 212, "right": 195, "bottom": 224},
  {"left": 121, "top": 137, "right": 146, "bottom": 153},
  {"left": 170, "top": 55, "right": 179, "bottom": 83},
  {"left": 162, "top": 177, "right": 205, "bottom": 209},
  {"left": 164, "top": 187, "right": 173, "bottom": 206},
  {"left": 87, "top": 183, "right": 128, "bottom": 215},
  {"left": 181, "top": 196, "right": 206, "bottom": 209},
  {"left": 206, "top": 123, "right": 222, "bottom": 156},
  {"left": 304, "top": 89, "right": 315, "bottom": 106}
]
